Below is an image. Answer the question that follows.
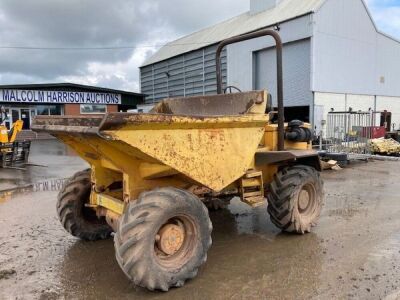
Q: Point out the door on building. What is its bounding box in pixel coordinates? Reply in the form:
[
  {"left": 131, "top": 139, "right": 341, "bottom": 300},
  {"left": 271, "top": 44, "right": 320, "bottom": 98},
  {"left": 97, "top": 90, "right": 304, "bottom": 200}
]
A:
[
  {"left": 10, "top": 108, "right": 32, "bottom": 130},
  {"left": 254, "top": 39, "right": 313, "bottom": 121},
  {"left": 20, "top": 109, "right": 31, "bottom": 129},
  {"left": 11, "top": 109, "right": 20, "bottom": 129}
]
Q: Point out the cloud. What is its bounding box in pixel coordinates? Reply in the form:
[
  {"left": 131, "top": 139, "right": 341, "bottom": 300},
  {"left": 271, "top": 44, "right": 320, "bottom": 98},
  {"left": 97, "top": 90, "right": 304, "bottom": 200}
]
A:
[
  {"left": 0, "top": 0, "right": 247, "bottom": 91},
  {"left": 365, "top": 0, "right": 400, "bottom": 39},
  {"left": 0, "top": 0, "right": 398, "bottom": 92}
]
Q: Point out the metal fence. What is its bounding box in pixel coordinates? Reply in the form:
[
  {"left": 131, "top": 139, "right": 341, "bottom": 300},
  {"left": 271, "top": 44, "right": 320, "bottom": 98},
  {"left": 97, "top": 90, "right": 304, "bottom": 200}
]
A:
[{"left": 324, "top": 110, "right": 379, "bottom": 157}]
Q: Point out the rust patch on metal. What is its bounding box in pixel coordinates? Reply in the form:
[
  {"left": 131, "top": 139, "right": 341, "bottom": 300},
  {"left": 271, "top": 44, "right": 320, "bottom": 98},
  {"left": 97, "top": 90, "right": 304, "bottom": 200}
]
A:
[
  {"left": 33, "top": 115, "right": 103, "bottom": 127},
  {"left": 150, "top": 91, "right": 264, "bottom": 117},
  {"left": 156, "top": 224, "right": 185, "bottom": 256}
]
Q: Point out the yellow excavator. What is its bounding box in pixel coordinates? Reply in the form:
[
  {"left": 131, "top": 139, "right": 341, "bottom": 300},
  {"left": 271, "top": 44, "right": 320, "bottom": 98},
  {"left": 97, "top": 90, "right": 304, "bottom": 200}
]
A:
[{"left": 0, "top": 107, "right": 31, "bottom": 168}]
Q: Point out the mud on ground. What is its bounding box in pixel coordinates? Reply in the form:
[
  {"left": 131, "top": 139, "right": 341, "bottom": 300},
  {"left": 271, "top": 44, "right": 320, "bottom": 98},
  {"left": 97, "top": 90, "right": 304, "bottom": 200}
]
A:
[{"left": 1, "top": 140, "right": 400, "bottom": 299}]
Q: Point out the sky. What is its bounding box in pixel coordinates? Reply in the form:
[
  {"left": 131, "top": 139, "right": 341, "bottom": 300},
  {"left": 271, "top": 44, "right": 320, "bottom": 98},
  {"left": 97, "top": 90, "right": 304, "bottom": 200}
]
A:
[{"left": 0, "top": 0, "right": 398, "bottom": 92}]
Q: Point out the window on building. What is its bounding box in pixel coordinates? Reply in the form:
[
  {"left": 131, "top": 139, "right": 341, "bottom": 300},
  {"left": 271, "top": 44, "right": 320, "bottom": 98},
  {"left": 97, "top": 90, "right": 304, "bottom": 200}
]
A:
[
  {"left": 36, "top": 105, "right": 62, "bottom": 116},
  {"left": 36, "top": 106, "right": 49, "bottom": 115},
  {"left": 80, "top": 105, "right": 107, "bottom": 114},
  {"left": 49, "top": 105, "right": 62, "bottom": 115}
]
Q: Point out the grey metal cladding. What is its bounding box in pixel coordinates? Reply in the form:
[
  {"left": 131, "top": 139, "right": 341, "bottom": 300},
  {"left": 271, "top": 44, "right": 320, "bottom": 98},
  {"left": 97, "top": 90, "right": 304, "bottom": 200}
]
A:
[
  {"left": 254, "top": 39, "right": 312, "bottom": 107},
  {"left": 140, "top": 45, "right": 226, "bottom": 103}
]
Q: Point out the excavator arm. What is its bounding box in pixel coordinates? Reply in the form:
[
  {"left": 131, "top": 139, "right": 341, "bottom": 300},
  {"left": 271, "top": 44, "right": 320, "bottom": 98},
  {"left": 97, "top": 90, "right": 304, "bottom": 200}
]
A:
[
  {"left": 0, "top": 120, "right": 24, "bottom": 143},
  {"left": 0, "top": 125, "right": 8, "bottom": 143},
  {"left": 8, "top": 120, "right": 24, "bottom": 143}
]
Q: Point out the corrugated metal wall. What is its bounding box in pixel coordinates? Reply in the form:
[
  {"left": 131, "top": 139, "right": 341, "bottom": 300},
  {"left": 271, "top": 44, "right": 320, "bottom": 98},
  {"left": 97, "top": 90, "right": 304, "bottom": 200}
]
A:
[
  {"left": 254, "top": 39, "right": 312, "bottom": 107},
  {"left": 140, "top": 45, "right": 227, "bottom": 103}
]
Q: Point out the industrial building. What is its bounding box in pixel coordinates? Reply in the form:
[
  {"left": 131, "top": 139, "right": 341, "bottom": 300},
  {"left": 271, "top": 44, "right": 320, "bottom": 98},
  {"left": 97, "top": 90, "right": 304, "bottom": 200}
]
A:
[
  {"left": 0, "top": 83, "right": 144, "bottom": 130},
  {"left": 140, "top": 0, "right": 400, "bottom": 133}
]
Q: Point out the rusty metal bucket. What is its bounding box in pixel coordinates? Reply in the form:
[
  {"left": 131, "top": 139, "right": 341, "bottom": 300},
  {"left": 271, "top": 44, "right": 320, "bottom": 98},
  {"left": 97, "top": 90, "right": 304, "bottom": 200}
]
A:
[{"left": 32, "top": 91, "right": 269, "bottom": 192}]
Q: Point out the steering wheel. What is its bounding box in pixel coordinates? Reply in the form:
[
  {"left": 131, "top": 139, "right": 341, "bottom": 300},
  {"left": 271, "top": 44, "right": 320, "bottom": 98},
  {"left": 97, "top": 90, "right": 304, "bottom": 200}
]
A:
[{"left": 224, "top": 86, "right": 242, "bottom": 94}]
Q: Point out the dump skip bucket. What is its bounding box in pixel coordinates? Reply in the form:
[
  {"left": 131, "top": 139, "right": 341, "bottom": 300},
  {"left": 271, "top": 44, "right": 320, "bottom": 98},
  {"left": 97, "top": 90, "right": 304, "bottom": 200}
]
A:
[{"left": 33, "top": 91, "right": 269, "bottom": 191}]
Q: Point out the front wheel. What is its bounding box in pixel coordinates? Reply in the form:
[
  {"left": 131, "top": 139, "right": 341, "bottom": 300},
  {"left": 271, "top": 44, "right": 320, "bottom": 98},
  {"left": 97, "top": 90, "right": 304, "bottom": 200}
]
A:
[
  {"left": 267, "top": 165, "right": 324, "bottom": 234},
  {"left": 114, "top": 187, "right": 212, "bottom": 291}
]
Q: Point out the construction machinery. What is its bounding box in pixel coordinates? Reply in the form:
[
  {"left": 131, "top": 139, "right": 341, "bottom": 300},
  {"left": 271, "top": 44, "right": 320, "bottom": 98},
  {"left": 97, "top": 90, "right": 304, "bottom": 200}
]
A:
[
  {"left": 0, "top": 108, "right": 31, "bottom": 168},
  {"left": 32, "top": 30, "right": 324, "bottom": 292}
]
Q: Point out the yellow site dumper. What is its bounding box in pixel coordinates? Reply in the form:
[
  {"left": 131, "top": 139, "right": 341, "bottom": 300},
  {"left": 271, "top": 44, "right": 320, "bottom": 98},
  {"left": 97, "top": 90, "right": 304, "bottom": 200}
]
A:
[{"left": 32, "top": 30, "right": 324, "bottom": 292}]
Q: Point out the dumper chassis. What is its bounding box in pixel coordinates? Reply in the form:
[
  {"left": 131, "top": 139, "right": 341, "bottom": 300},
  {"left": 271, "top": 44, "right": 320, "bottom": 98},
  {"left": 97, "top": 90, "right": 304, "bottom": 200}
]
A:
[{"left": 33, "top": 30, "right": 324, "bottom": 292}]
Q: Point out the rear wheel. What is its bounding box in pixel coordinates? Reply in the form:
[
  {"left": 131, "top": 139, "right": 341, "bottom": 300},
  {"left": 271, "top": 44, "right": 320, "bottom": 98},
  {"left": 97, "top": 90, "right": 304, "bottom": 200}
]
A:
[
  {"left": 114, "top": 187, "right": 212, "bottom": 291},
  {"left": 57, "top": 169, "right": 112, "bottom": 241},
  {"left": 267, "top": 165, "right": 323, "bottom": 234}
]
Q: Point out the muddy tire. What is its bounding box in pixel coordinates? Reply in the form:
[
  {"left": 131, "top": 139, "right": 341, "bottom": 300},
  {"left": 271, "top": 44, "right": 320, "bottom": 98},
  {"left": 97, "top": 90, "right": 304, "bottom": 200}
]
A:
[
  {"left": 57, "top": 169, "right": 112, "bottom": 241},
  {"left": 114, "top": 187, "right": 212, "bottom": 291},
  {"left": 267, "top": 165, "right": 323, "bottom": 234}
]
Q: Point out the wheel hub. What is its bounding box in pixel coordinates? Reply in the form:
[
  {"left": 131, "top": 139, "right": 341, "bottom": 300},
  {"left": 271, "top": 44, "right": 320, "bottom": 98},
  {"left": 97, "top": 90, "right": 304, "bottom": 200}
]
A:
[
  {"left": 298, "top": 189, "right": 310, "bottom": 211},
  {"left": 156, "top": 223, "right": 185, "bottom": 256}
]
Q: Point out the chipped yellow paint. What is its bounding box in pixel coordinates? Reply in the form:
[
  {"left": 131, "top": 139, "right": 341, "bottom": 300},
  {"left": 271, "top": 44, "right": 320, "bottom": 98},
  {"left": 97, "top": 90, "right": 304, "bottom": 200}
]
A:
[
  {"left": 264, "top": 123, "right": 310, "bottom": 151},
  {"left": 104, "top": 115, "right": 268, "bottom": 192},
  {"left": 91, "top": 192, "right": 125, "bottom": 215},
  {"left": 139, "top": 162, "right": 179, "bottom": 180},
  {"left": 56, "top": 133, "right": 189, "bottom": 200},
  {"left": 32, "top": 90, "right": 320, "bottom": 218}
]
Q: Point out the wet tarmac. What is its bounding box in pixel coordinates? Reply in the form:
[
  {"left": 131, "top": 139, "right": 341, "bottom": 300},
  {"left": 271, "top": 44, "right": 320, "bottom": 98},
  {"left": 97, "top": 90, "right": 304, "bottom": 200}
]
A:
[
  {"left": 0, "top": 140, "right": 87, "bottom": 192},
  {"left": 1, "top": 140, "right": 400, "bottom": 299}
]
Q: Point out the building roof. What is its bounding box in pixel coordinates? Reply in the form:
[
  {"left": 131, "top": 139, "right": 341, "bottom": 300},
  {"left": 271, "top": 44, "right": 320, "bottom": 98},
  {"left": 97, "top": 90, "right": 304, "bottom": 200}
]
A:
[
  {"left": 0, "top": 82, "right": 144, "bottom": 97},
  {"left": 142, "top": 0, "right": 325, "bottom": 66}
]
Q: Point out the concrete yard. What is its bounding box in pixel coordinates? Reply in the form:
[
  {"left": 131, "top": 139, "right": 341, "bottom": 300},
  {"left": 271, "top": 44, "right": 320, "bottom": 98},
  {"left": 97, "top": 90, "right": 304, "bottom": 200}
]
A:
[{"left": 1, "top": 140, "right": 400, "bottom": 299}]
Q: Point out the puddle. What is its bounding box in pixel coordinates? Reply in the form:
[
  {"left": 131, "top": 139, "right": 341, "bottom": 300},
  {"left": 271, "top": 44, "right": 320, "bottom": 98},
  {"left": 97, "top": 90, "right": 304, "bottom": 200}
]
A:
[
  {"left": 1, "top": 141, "right": 400, "bottom": 299},
  {"left": 0, "top": 178, "right": 69, "bottom": 204}
]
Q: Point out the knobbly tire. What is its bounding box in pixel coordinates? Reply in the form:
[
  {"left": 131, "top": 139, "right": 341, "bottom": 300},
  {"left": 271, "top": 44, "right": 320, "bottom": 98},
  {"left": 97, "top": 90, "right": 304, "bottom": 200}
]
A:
[
  {"left": 267, "top": 165, "right": 324, "bottom": 234},
  {"left": 114, "top": 187, "right": 213, "bottom": 291},
  {"left": 57, "top": 169, "right": 112, "bottom": 241}
]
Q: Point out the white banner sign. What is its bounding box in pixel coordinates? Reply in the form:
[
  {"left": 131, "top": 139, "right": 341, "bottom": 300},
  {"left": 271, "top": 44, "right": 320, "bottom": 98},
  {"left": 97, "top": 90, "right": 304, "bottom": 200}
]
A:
[{"left": 0, "top": 89, "right": 121, "bottom": 105}]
